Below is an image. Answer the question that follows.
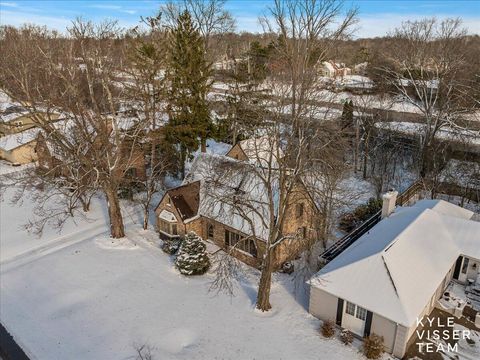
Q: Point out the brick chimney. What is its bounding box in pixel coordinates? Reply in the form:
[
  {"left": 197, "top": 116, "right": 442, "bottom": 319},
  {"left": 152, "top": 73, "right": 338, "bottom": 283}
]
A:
[{"left": 381, "top": 190, "right": 398, "bottom": 219}]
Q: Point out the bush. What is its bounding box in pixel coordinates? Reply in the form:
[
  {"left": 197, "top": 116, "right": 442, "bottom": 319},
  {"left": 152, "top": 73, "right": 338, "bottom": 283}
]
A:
[
  {"left": 161, "top": 238, "right": 181, "bottom": 255},
  {"left": 340, "top": 329, "right": 353, "bottom": 345},
  {"left": 339, "top": 197, "right": 382, "bottom": 233},
  {"left": 363, "top": 334, "right": 385, "bottom": 359},
  {"left": 320, "top": 320, "right": 335, "bottom": 338},
  {"left": 175, "top": 232, "right": 210, "bottom": 275}
]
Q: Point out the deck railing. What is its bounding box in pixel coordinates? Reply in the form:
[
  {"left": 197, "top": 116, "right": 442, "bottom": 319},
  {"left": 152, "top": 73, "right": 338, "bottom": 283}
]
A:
[{"left": 319, "top": 180, "right": 423, "bottom": 264}]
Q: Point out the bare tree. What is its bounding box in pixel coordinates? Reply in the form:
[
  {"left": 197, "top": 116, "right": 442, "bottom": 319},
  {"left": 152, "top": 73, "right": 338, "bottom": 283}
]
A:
[
  {"left": 162, "top": 0, "right": 235, "bottom": 55},
  {"left": 381, "top": 18, "right": 474, "bottom": 178},
  {"left": 0, "top": 21, "right": 150, "bottom": 238}
]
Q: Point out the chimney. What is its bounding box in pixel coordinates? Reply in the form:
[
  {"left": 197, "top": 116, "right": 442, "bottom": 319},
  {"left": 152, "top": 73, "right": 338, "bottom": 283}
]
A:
[{"left": 381, "top": 190, "right": 398, "bottom": 219}]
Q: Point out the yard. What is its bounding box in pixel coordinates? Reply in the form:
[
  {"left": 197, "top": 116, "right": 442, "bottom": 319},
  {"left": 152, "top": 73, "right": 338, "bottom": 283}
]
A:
[{"left": 0, "top": 177, "right": 378, "bottom": 360}]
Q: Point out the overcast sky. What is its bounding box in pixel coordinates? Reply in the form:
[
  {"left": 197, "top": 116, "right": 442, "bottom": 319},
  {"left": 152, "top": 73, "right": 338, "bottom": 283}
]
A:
[{"left": 0, "top": 0, "right": 479, "bottom": 38}]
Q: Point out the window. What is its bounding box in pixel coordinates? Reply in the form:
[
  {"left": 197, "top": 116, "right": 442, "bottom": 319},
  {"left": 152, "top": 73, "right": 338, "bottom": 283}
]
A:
[
  {"left": 356, "top": 306, "right": 367, "bottom": 320},
  {"left": 207, "top": 224, "right": 214, "bottom": 240},
  {"left": 224, "top": 230, "right": 257, "bottom": 257},
  {"left": 159, "top": 220, "right": 178, "bottom": 236},
  {"left": 298, "top": 226, "right": 307, "bottom": 239},
  {"left": 461, "top": 257, "right": 469, "bottom": 274},
  {"left": 346, "top": 302, "right": 356, "bottom": 316},
  {"left": 296, "top": 203, "right": 304, "bottom": 218}
]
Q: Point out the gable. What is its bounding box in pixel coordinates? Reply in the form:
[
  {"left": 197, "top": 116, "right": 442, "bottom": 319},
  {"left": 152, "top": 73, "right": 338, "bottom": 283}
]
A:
[{"left": 225, "top": 143, "right": 248, "bottom": 161}]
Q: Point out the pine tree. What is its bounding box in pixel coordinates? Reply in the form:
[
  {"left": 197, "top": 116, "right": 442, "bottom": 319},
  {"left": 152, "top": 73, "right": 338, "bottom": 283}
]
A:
[
  {"left": 175, "top": 232, "right": 210, "bottom": 275},
  {"left": 165, "top": 10, "right": 213, "bottom": 177}
]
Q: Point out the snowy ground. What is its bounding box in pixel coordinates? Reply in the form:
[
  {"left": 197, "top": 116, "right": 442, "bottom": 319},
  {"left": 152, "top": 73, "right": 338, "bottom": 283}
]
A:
[{"left": 1, "top": 172, "right": 388, "bottom": 360}]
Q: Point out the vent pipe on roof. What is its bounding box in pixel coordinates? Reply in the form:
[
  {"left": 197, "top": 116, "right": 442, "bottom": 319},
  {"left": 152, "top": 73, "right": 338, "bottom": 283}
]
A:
[{"left": 381, "top": 190, "right": 398, "bottom": 219}]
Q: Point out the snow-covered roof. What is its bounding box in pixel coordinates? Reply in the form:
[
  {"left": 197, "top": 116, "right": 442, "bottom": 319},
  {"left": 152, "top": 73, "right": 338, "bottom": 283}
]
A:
[
  {"left": 310, "top": 199, "right": 479, "bottom": 327},
  {"left": 0, "top": 128, "right": 39, "bottom": 151},
  {"left": 183, "top": 152, "right": 273, "bottom": 240},
  {"left": 236, "top": 136, "right": 283, "bottom": 168}
]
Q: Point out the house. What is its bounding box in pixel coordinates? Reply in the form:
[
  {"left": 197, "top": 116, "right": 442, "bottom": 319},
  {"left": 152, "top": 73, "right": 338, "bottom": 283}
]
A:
[
  {"left": 155, "top": 152, "right": 318, "bottom": 269},
  {"left": 309, "top": 193, "right": 480, "bottom": 358},
  {"left": 0, "top": 90, "right": 61, "bottom": 137},
  {"left": 0, "top": 128, "right": 39, "bottom": 164},
  {"left": 35, "top": 120, "right": 146, "bottom": 182},
  {"left": 318, "top": 61, "right": 352, "bottom": 78},
  {"left": 225, "top": 136, "right": 282, "bottom": 167}
]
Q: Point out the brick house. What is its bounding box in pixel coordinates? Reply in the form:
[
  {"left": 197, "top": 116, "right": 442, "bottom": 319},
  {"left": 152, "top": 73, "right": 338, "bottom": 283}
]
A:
[
  {"left": 35, "top": 123, "right": 146, "bottom": 182},
  {"left": 155, "top": 151, "right": 318, "bottom": 269}
]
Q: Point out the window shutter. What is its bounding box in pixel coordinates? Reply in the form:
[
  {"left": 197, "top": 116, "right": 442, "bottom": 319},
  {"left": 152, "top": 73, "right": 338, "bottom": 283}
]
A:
[
  {"left": 364, "top": 311, "right": 373, "bottom": 337},
  {"left": 336, "top": 298, "right": 344, "bottom": 326}
]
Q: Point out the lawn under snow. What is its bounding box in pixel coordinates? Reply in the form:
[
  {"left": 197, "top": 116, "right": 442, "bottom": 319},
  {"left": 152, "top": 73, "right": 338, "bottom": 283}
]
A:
[{"left": 1, "top": 175, "right": 385, "bottom": 360}]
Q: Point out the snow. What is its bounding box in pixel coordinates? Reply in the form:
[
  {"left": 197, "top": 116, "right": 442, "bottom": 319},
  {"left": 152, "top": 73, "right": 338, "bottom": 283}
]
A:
[
  {"left": 334, "top": 75, "right": 375, "bottom": 89},
  {"left": 310, "top": 200, "right": 480, "bottom": 328},
  {"left": 0, "top": 182, "right": 381, "bottom": 360}
]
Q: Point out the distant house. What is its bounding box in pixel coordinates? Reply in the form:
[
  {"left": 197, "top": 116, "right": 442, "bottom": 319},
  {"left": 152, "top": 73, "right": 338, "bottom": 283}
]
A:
[
  {"left": 225, "top": 136, "right": 283, "bottom": 167},
  {"left": 0, "top": 128, "right": 39, "bottom": 164},
  {"left": 309, "top": 195, "right": 480, "bottom": 358},
  {"left": 35, "top": 120, "right": 146, "bottom": 182},
  {"left": 319, "top": 61, "right": 352, "bottom": 78},
  {"left": 155, "top": 150, "right": 318, "bottom": 269},
  {"left": 0, "top": 90, "right": 61, "bottom": 137}
]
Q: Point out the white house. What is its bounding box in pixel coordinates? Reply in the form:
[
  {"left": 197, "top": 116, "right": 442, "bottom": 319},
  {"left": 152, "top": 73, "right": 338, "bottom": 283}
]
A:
[{"left": 309, "top": 196, "right": 480, "bottom": 358}]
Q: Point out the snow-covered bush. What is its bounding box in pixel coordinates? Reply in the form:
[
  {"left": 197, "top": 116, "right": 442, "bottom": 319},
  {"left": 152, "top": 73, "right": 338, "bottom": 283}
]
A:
[
  {"left": 363, "top": 334, "right": 385, "bottom": 359},
  {"left": 320, "top": 320, "right": 335, "bottom": 338},
  {"left": 340, "top": 329, "right": 353, "bottom": 345},
  {"left": 161, "top": 238, "right": 181, "bottom": 255},
  {"left": 175, "top": 232, "right": 210, "bottom": 275}
]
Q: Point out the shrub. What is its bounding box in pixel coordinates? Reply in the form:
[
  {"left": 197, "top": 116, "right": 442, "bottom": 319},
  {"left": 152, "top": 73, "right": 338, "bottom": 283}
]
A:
[
  {"left": 320, "top": 320, "right": 335, "bottom": 338},
  {"left": 363, "top": 334, "right": 385, "bottom": 359},
  {"left": 340, "top": 329, "right": 353, "bottom": 345},
  {"left": 339, "top": 197, "right": 382, "bottom": 233},
  {"left": 161, "top": 238, "right": 181, "bottom": 255},
  {"left": 175, "top": 232, "right": 210, "bottom": 275}
]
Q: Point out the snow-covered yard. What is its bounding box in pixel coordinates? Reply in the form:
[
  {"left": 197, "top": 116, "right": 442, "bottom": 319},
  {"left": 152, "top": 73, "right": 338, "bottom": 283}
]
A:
[{"left": 1, "top": 178, "right": 382, "bottom": 360}]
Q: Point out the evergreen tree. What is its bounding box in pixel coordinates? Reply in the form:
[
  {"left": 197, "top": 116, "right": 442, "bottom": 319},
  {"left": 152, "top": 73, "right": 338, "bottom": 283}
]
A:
[
  {"left": 165, "top": 10, "right": 213, "bottom": 177},
  {"left": 175, "top": 232, "right": 210, "bottom": 275}
]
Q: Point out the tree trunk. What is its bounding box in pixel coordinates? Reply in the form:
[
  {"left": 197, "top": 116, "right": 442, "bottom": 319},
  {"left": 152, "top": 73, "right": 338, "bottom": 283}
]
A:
[
  {"left": 143, "top": 206, "right": 149, "bottom": 230},
  {"left": 105, "top": 186, "right": 125, "bottom": 238},
  {"left": 201, "top": 137, "right": 207, "bottom": 153},
  {"left": 256, "top": 249, "right": 273, "bottom": 311},
  {"left": 363, "top": 134, "right": 369, "bottom": 179}
]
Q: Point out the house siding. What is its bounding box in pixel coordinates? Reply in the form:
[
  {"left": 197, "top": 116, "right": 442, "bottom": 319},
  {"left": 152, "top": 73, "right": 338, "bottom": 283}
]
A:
[
  {"left": 371, "top": 313, "right": 397, "bottom": 354},
  {"left": 0, "top": 141, "right": 37, "bottom": 164},
  {"left": 308, "top": 287, "right": 339, "bottom": 323},
  {"left": 225, "top": 143, "right": 248, "bottom": 161}
]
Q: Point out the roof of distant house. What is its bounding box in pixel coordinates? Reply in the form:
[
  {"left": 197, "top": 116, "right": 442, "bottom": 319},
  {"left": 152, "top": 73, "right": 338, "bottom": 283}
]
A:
[
  {"left": 310, "top": 199, "right": 479, "bottom": 328},
  {"left": 0, "top": 128, "right": 39, "bottom": 151}
]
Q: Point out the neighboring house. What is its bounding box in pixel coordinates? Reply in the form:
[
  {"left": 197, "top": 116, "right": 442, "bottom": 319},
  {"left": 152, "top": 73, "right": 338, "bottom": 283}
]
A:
[
  {"left": 155, "top": 151, "right": 318, "bottom": 269},
  {"left": 225, "top": 136, "right": 282, "bottom": 167},
  {"left": 0, "top": 128, "right": 39, "bottom": 164},
  {"left": 309, "top": 194, "right": 480, "bottom": 358},
  {"left": 0, "top": 105, "right": 60, "bottom": 137},
  {"left": 319, "top": 61, "right": 352, "bottom": 78},
  {"left": 35, "top": 122, "right": 146, "bottom": 182}
]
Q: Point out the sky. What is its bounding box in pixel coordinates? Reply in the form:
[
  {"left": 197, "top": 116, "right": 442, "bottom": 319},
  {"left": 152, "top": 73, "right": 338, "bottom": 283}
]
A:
[{"left": 0, "top": 0, "right": 479, "bottom": 38}]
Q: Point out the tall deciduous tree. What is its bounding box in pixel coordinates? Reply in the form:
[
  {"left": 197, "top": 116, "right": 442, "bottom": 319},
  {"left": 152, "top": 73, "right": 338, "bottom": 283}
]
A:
[{"left": 165, "top": 10, "right": 213, "bottom": 177}]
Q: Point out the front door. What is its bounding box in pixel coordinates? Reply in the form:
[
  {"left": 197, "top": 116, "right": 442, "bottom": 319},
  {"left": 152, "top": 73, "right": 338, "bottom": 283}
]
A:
[{"left": 342, "top": 301, "right": 367, "bottom": 336}]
